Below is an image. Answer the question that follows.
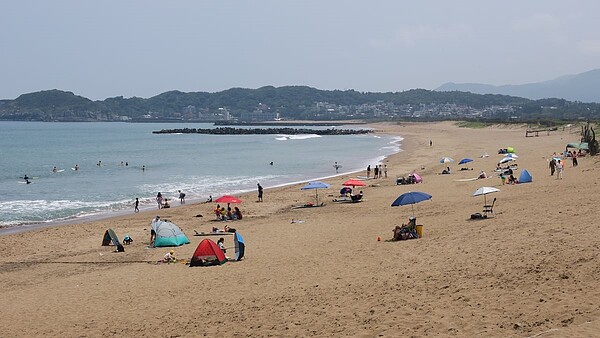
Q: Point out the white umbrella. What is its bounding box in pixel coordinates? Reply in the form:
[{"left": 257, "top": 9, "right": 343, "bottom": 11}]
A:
[
  {"left": 473, "top": 186, "right": 500, "bottom": 205},
  {"left": 499, "top": 157, "right": 516, "bottom": 164}
]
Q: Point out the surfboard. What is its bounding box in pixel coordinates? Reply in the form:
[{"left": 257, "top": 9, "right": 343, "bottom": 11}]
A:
[{"left": 52, "top": 169, "right": 65, "bottom": 173}]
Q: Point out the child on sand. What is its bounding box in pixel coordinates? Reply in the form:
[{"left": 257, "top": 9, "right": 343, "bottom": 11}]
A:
[{"left": 163, "top": 250, "right": 176, "bottom": 263}]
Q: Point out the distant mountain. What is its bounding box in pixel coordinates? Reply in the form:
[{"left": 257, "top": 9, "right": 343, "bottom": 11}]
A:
[
  {"left": 436, "top": 69, "right": 600, "bottom": 103},
  {"left": 2, "top": 86, "right": 600, "bottom": 122}
]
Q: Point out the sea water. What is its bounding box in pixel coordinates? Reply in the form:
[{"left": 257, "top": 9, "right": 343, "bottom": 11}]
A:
[{"left": 0, "top": 121, "right": 402, "bottom": 228}]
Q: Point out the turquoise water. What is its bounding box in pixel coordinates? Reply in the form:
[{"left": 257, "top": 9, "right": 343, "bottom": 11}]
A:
[{"left": 0, "top": 121, "right": 402, "bottom": 227}]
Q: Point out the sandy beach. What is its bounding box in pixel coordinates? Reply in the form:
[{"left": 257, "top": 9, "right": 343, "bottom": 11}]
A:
[{"left": 1, "top": 121, "right": 599, "bottom": 337}]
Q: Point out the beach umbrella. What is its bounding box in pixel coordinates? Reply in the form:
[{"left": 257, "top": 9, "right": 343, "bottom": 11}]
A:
[
  {"left": 458, "top": 158, "right": 473, "bottom": 165},
  {"left": 342, "top": 179, "right": 366, "bottom": 187},
  {"left": 472, "top": 186, "right": 499, "bottom": 205},
  {"left": 301, "top": 181, "right": 330, "bottom": 205},
  {"left": 498, "top": 157, "right": 516, "bottom": 164},
  {"left": 440, "top": 157, "right": 454, "bottom": 164},
  {"left": 391, "top": 191, "right": 432, "bottom": 216},
  {"left": 505, "top": 153, "right": 518, "bottom": 159},
  {"left": 234, "top": 232, "right": 245, "bottom": 261},
  {"left": 214, "top": 195, "right": 242, "bottom": 204}
]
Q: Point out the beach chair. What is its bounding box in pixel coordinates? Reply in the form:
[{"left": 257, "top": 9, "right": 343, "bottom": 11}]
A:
[{"left": 483, "top": 198, "right": 496, "bottom": 218}]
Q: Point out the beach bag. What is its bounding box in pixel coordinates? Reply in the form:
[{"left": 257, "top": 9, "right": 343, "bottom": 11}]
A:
[{"left": 471, "top": 212, "right": 483, "bottom": 220}]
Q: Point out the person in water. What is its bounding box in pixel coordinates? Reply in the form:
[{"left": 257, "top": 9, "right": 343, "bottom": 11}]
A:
[
  {"left": 52, "top": 166, "right": 58, "bottom": 173},
  {"left": 74, "top": 164, "right": 79, "bottom": 171}
]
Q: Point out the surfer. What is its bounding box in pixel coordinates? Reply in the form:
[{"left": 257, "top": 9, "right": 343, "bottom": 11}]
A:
[
  {"left": 52, "top": 166, "right": 58, "bottom": 173},
  {"left": 97, "top": 161, "right": 102, "bottom": 166},
  {"left": 25, "top": 179, "right": 31, "bottom": 184},
  {"left": 74, "top": 164, "right": 79, "bottom": 171},
  {"left": 23, "top": 174, "right": 30, "bottom": 180}
]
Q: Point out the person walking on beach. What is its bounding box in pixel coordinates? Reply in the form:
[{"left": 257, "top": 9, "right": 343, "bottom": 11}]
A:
[
  {"left": 374, "top": 165, "right": 379, "bottom": 179},
  {"left": 156, "top": 192, "right": 163, "bottom": 209},
  {"left": 366, "top": 165, "right": 371, "bottom": 178},
  {"left": 134, "top": 198, "right": 139, "bottom": 213},
  {"left": 384, "top": 164, "right": 388, "bottom": 178},
  {"left": 556, "top": 160, "right": 563, "bottom": 180},
  {"left": 549, "top": 158, "right": 556, "bottom": 176},
  {"left": 257, "top": 183, "right": 263, "bottom": 202},
  {"left": 430, "top": 140, "right": 432, "bottom": 147},
  {"left": 178, "top": 190, "right": 186, "bottom": 204},
  {"left": 572, "top": 153, "right": 578, "bottom": 167}
]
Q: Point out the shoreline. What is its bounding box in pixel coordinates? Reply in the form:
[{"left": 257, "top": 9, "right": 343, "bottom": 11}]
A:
[{"left": 0, "top": 128, "right": 404, "bottom": 235}]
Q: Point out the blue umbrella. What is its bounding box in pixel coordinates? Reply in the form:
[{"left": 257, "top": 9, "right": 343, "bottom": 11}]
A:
[
  {"left": 458, "top": 158, "right": 473, "bottom": 165},
  {"left": 391, "top": 191, "right": 432, "bottom": 216},
  {"left": 301, "top": 181, "right": 331, "bottom": 205},
  {"left": 234, "top": 232, "right": 245, "bottom": 261}
]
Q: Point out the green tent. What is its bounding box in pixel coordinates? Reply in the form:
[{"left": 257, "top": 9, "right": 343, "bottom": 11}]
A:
[
  {"left": 102, "top": 228, "right": 124, "bottom": 252},
  {"left": 566, "top": 142, "right": 589, "bottom": 150},
  {"left": 151, "top": 220, "right": 190, "bottom": 247}
]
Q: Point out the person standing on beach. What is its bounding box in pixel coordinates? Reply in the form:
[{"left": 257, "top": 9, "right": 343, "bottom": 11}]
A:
[
  {"left": 556, "top": 160, "right": 563, "bottom": 179},
  {"left": 257, "top": 183, "right": 263, "bottom": 202},
  {"left": 384, "top": 164, "right": 388, "bottom": 178},
  {"left": 366, "top": 165, "right": 371, "bottom": 178},
  {"left": 156, "top": 192, "right": 163, "bottom": 209},
  {"left": 134, "top": 198, "right": 139, "bottom": 213},
  {"left": 374, "top": 165, "right": 379, "bottom": 179},
  {"left": 178, "top": 190, "right": 186, "bottom": 204},
  {"left": 430, "top": 140, "right": 432, "bottom": 147},
  {"left": 549, "top": 158, "right": 556, "bottom": 176}
]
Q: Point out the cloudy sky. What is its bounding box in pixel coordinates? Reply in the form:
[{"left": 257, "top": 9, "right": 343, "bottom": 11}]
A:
[{"left": 1, "top": 0, "right": 599, "bottom": 100}]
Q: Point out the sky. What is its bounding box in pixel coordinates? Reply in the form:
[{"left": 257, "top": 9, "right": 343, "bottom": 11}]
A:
[{"left": 2, "top": 0, "right": 600, "bottom": 100}]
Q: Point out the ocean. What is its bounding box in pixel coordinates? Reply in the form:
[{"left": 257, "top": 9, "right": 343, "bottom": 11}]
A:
[{"left": 0, "top": 121, "right": 402, "bottom": 229}]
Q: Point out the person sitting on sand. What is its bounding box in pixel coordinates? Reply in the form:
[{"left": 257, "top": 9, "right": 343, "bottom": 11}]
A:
[
  {"left": 441, "top": 167, "right": 451, "bottom": 175},
  {"left": 163, "top": 250, "right": 176, "bottom": 263},
  {"left": 478, "top": 170, "right": 487, "bottom": 179},
  {"left": 233, "top": 207, "right": 243, "bottom": 220},
  {"left": 217, "top": 238, "right": 226, "bottom": 254},
  {"left": 351, "top": 191, "right": 364, "bottom": 202}
]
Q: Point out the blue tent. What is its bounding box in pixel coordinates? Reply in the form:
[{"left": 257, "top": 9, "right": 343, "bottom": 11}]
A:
[
  {"left": 234, "top": 232, "right": 245, "bottom": 261},
  {"left": 519, "top": 169, "right": 532, "bottom": 183},
  {"left": 152, "top": 220, "right": 190, "bottom": 247}
]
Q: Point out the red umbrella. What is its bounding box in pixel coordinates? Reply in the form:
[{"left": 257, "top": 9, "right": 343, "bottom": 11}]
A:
[
  {"left": 343, "top": 179, "right": 366, "bottom": 187},
  {"left": 214, "top": 195, "right": 242, "bottom": 204}
]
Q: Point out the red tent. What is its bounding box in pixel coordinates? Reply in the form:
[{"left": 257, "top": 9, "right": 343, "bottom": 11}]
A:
[{"left": 190, "top": 239, "right": 227, "bottom": 267}]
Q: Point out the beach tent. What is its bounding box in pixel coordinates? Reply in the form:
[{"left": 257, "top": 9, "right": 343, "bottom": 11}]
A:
[
  {"left": 189, "top": 239, "right": 227, "bottom": 267},
  {"left": 507, "top": 147, "right": 515, "bottom": 153},
  {"left": 411, "top": 172, "right": 423, "bottom": 183},
  {"left": 566, "top": 142, "right": 589, "bottom": 150},
  {"left": 234, "top": 232, "right": 245, "bottom": 261},
  {"left": 101, "top": 228, "right": 124, "bottom": 252},
  {"left": 518, "top": 169, "right": 533, "bottom": 183},
  {"left": 152, "top": 220, "right": 190, "bottom": 247}
]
